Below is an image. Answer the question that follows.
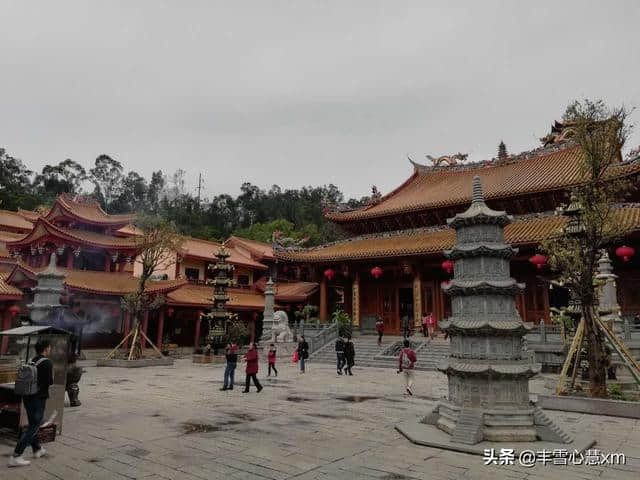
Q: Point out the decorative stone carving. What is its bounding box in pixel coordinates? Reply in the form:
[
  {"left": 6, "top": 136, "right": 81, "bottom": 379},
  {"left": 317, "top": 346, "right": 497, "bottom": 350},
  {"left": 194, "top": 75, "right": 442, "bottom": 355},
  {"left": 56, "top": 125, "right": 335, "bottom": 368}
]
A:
[{"left": 271, "top": 311, "right": 293, "bottom": 343}]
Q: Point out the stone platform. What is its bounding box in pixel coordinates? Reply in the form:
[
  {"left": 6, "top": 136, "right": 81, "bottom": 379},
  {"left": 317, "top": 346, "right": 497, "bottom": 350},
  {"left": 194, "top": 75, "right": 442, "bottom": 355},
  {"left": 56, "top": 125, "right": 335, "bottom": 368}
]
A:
[
  {"left": 396, "top": 418, "right": 595, "bottom": 456},
  {"left": 96, "top": 357, "right": 174, "bottom": 368}
]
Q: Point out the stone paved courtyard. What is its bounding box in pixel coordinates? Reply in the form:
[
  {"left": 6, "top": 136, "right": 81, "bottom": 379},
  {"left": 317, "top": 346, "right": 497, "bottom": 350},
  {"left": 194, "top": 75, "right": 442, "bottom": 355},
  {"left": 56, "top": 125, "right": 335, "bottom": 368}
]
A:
[{"left": 1, "top": 356, "right": 639, "bottom": 480}]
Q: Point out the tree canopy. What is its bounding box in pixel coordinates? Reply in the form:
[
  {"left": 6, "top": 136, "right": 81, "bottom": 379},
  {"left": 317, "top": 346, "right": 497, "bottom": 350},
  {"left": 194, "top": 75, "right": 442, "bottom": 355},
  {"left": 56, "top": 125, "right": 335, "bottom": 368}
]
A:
[{"left": 0, "top": 149, "right": 367, "bottom": 245}]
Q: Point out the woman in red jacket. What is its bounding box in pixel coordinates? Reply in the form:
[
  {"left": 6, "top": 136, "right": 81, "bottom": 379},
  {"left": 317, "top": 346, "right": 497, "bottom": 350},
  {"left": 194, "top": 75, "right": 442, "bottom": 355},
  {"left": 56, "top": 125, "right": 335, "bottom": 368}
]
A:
[{"left": 243, "top": 342, "right": 263, "bottom": 393}]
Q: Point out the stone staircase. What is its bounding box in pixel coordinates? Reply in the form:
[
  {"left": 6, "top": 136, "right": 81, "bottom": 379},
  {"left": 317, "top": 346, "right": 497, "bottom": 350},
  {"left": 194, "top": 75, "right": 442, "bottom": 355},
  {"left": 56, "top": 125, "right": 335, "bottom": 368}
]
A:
[
  {"left": 310, "top": 336, "right": 450, "bottom": 371},
  {"left": 533, "top": 406, "right": 574, "bottom": 443},
  {"left": 451, "top": 408, "right": 484, "bottom": 445}
]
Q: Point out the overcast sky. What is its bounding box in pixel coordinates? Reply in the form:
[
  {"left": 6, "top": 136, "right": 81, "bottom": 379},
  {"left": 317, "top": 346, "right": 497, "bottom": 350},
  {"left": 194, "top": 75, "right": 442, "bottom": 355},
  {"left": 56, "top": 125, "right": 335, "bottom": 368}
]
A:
[{"left": 2, "top": 1, "right": 639, "bottom": 200}]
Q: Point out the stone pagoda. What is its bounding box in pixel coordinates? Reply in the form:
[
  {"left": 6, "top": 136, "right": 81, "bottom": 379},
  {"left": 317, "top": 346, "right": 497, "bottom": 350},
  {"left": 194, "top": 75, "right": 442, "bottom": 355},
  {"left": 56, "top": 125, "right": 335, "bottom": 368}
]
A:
[
  {"left": 202, "top": 247, "right": 236, "bottom": 351},
  {"left": 397, "top": 176, "right": 588, "bottom": 454}
]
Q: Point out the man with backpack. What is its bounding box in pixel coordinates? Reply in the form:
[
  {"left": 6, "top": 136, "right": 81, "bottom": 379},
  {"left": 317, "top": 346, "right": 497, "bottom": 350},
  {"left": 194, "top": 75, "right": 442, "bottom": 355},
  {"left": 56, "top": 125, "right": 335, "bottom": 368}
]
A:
[
  {"left": 397, "top": 339, "right": 417, "bottom": 396},
  {"left": 9, "top": 339, "right": 53, "bottom": 467},
  {"left": 335, "top": 336, "right": 346, "bottom": 375}
]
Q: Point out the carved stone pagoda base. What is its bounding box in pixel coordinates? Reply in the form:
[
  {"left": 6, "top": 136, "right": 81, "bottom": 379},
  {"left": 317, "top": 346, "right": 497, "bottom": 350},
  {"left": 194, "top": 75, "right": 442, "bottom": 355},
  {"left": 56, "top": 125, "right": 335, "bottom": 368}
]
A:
[{"left": 396, "top": 414, "right": 595, "bottom": 456}]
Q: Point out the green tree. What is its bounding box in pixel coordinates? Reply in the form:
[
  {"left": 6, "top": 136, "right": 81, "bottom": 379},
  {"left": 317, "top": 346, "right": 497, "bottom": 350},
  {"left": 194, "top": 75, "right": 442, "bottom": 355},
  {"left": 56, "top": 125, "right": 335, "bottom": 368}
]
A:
[
  {"left": 89, "top": 155, "right": 124, "bottom": 212},
  {"left": 0, "top": 148, "right": 39, "bottom": 210},
  {"left": 114, "top": 214, "right": 184, "bottom": 360},
  {"left": 541, "top": 99, "right": 632, "bottom": 398},
  {"left": 34, "top": 159, "right": 87, "bottom": 199}
]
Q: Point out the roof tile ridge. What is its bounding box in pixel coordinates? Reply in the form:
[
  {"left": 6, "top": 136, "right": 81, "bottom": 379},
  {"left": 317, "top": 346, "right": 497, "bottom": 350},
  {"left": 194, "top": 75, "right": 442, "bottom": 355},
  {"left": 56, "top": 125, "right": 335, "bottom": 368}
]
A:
[
  {"left": 284, "top": 225, "right": 454, "bottom": 253},
  {"left": 416, "top": 141, "right": 580, "bottom": 175},
  {"left": 327, "top": 170, "right": 421, "bottom": 217}
]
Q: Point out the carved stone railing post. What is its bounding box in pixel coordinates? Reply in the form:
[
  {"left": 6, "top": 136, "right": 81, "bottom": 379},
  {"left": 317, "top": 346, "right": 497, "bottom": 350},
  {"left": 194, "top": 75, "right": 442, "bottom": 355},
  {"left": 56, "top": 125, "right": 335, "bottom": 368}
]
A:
[
  {"left": 539, "top": 319, "right": 547, "bottom": 344},
  {"left": 623, "top": 317, "right": 632, "bottom": 342}
]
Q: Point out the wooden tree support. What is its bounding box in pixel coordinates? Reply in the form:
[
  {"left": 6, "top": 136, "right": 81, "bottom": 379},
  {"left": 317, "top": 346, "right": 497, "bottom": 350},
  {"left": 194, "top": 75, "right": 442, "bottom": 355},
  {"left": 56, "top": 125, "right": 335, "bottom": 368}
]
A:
[
  {"left": 556, "top": 318, "right": 585, "bottom": 395},
  {"left": 556, "top": 314, "right": 640, "bottom": 394},
  {"left": 105, "top": 322, "right": 166, "bottom": 360}
]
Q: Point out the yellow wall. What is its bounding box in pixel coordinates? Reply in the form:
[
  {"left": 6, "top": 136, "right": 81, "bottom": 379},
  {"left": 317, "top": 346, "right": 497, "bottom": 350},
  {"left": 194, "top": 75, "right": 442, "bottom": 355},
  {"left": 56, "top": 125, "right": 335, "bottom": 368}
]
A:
[
  {"left": 181, "top": 258, "right": 206, "bottom": 280},
  {"left": 234, "top": 266, "right": 254, "bottom": 285},
  {"left": 133, "top": 249, "right": 178, "bottom": 279}
]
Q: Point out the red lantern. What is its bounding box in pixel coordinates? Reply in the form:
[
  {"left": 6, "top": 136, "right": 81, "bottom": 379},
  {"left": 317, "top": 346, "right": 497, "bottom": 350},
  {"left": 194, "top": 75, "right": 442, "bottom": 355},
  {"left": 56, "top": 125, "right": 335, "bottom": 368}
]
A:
[
  {"left": 323, "top": 268, "right": 335, "bottom": 281},
  {"left": 616, "top": 245, "right": 635, "bottom": 262},
  {"left": 166, "top": 307, "right": 174, "bottom": 317},
  {"left": 8, "top": 305, "right": 20, "bottom": 317},
  {"left": 371, "top": 266, "right": 383, "bottom": 279},
  {"left": 529, "top": 254, "right": 547, "bottom": 270},
  {"left": 441, "top": 260, "right": 454, "bottom": 275}
]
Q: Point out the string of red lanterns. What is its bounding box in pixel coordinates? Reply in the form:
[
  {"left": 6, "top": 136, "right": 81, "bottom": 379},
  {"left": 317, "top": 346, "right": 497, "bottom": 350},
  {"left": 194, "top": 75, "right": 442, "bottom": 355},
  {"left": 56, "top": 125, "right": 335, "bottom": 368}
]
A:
[
  {"left": 615, "top": 245, "right": 635, "bottom": 262},
  {"left": 529, "top": 254, "right": 547, "bottom": 270},
  {"left": 370, "top": 266, "right": 383, "bottom": 279},
  {"left": 323, "top": 268, "right": 335, "bottom": 281},
  {"left": 441, "top": 260, "right": 454, "bottom": 275}
]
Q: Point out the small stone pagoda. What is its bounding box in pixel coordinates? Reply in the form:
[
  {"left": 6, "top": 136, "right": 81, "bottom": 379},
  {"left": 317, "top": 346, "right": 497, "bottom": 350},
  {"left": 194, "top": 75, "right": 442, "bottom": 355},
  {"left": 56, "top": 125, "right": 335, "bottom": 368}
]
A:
[
  {"left": 397, "top": 176, "right": 587, "bottom": 453},
  {"left": 432, "top": 175, "right": 541, "bottom": 442}
]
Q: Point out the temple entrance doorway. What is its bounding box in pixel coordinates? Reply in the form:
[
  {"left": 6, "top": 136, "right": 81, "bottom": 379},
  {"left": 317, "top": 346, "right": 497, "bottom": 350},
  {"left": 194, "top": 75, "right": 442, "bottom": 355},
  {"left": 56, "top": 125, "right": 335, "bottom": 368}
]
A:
[{"left": 399, "top": 288, "right": 413, "bottom": 335}]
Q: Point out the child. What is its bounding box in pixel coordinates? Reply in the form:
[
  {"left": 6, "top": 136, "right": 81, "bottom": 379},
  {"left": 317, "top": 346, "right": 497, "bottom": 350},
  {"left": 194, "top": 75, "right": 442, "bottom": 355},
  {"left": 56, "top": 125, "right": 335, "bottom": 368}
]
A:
[{"left": 267, "top": 343, "right": 278, "bottom": 377}]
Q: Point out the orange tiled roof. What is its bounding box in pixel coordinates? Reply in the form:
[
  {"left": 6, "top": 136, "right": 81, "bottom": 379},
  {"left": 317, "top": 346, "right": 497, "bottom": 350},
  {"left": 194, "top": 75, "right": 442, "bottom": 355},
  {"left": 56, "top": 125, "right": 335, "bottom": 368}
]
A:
[
  {"left": 0, "top": 231, "right": 27, "bottom": 244},
  {"left": 0, "top": 210, "right": 34, "bottom": 232},
  {"left": 226, "top": 236, "right": 275, "bottom": 261},
  {"left": 46, "top": 194, "right": 134, "bottom": 226},
  {"left": 327, "top": 145, "right": 640, "bottom": 222},
  {"left": 254, "top": 277, "right": 318, "bottom": 302},
  {"left": 17, "top": 209, "right": 43, "bottom": 222},
  {"left": 181, "top": 237, "right": 268, "bottom": 270},
  {"left": 4, "top": 262, "right": 185, "bottom": 295},
  {"left": 64, "top": 270, "right": 186, "bottom": 296},
  {"left": 6, "top": 218, "right": 138, "bottom": 250},
  {"left": 166, "top": 284, "right": 274, "bottom": 310},
  {"left": 278, "top": 207, "right": 640, "bottom": 263},
  {"left": 0, "top": 272, "right": 23, "bottom": 299}
]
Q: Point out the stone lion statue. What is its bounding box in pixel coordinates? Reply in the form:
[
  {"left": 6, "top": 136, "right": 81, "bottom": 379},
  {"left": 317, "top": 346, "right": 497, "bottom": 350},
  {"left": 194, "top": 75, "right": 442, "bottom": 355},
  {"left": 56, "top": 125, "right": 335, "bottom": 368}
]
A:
[{"left": 271, "top": 310, "right": 293, "bottom": 342}]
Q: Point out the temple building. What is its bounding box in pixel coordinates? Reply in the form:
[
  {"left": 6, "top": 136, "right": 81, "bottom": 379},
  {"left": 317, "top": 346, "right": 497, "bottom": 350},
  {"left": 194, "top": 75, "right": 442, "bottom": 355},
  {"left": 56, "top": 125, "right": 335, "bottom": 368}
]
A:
[
  {"left": 277, "top": 129, "right": 640, "bottom": 334},
  {"left": 0, "top": 195, "right": 315, "bottom": 351}
]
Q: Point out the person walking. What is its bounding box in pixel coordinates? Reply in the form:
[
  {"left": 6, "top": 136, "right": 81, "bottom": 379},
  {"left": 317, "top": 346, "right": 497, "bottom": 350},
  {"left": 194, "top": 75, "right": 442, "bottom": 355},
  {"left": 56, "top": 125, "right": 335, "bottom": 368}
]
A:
[
  {"left": 9, "top": 339, "right": 53, "bottom": 468},
  {"left": 402, "top": 315, "right": 411, "bottom": 339},
  {"left": 421, "top": 313, "right": 429, "bottom": 337},
  {"left": 243, "top": 342, "right": 263, "bottom": 393},
  {"left": 220, "top": 343, "right": 238, "bottom": 391},
  {"left": 335, "top": 336, "right": 345, "bottom": 374},
  {"left": 398, "top": 339, "right": 417, "bottom": 396},
  {"left": 425, "top": 312, "right": 435, "bottom": 339},
  {"left": 375, "top": 317, "right": 384, "bottom": 346},
  {"left": 344, "top": 336, "right": 355, "bottom": 376},
  {"left": 267, "top": 343, "right": 278, "bottom": 377},
  {"left": 297, "top": 336, "right": 309, "bottom": 373}
]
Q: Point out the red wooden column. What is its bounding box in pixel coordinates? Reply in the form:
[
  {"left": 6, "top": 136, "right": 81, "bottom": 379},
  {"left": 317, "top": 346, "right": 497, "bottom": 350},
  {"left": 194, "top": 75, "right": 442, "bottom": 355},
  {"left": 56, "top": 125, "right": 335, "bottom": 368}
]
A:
[
  {"left": 156, "top": 309, "right": 165, "bottom": 348},
  {"left": 319, "top": 276, "right": 328, "bottom": 322},
  {"left": 104, "top": 255, "right": 111, "bottom": 272},
  {"left": 123, "top": 312, "right": 131, "bottom": 349},
  {"left": 1, "top": 309, "right": 11, "bottom": 355},
  {"left": 66, "top": 252, "right": 74, "bottom": 269},
  {"left": 194, "top": 314, "right": 202, "bottom": 349},
  {"left": 142, "top": 311, "right": 149, "bottom": 348},
  {"left": 118, "top": 262, "right": 125, "bottom": 272}
]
